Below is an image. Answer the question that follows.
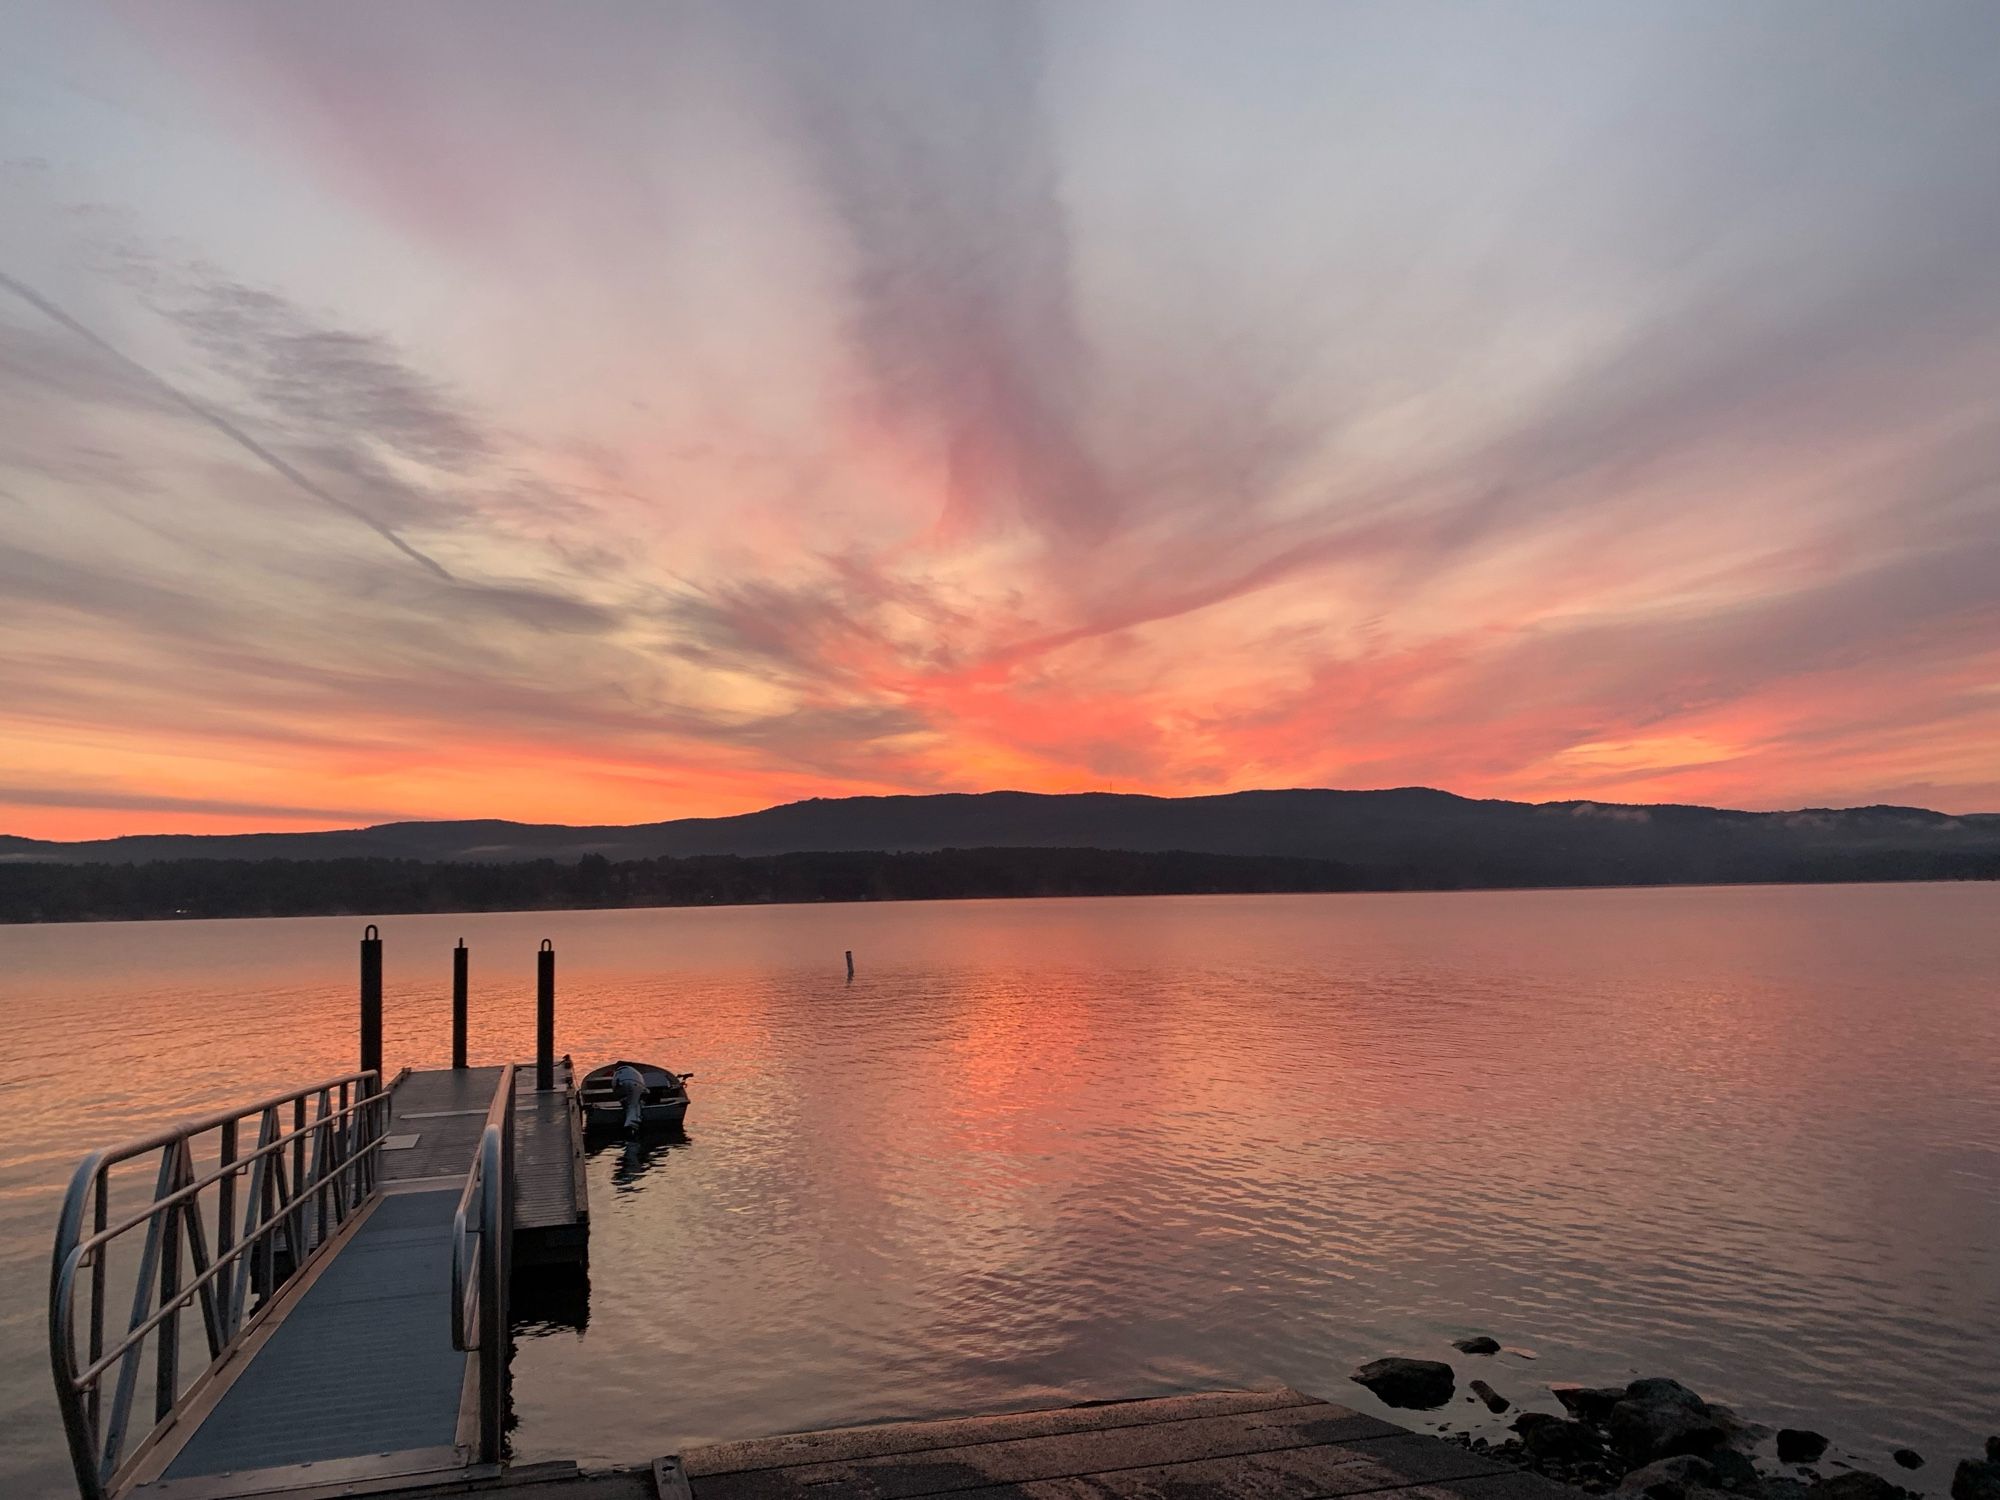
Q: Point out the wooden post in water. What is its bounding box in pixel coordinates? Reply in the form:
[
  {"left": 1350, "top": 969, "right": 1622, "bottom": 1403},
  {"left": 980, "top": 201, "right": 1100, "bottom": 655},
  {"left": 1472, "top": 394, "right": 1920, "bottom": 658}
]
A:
[
  {"left": 536, "top": 939, "right": 555, "bottom": 1092},
  {"left": 845, "top": 949, "right": 855, "bottom": 980},
  {"left": 452, "top": 940, "right": 469, "bottom": 1069},
  {"left": 360, "top": 924, "right": 383, "bottom": 1081}
]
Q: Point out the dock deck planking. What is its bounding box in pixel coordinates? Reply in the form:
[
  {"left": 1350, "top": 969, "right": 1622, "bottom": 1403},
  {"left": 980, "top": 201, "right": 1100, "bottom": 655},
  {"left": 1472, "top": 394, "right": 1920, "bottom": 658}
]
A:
[
  {"left": 260, "top": 1390, "right": 1578, "bottom": 1500},
  {"left": 675, "top": 1388, "right": 1561, "bottom": 1500},
  {"left": 513, "top": 1060, "right": 590, "bottom": 1264}
]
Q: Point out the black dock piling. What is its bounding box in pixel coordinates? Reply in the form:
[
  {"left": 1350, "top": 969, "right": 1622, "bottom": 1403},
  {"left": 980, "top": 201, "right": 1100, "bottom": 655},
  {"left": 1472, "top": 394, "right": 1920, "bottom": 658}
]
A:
[
  {"left": 360, "top": 924, "right": 383, "bottom": 1080},
  {"left": 452, "top": 939, "right": 469, "bottom": 1069},
  {"left": 536, "top": 938, "right": 555, "bottom": 1091},
  {"left": 846, "top": 948, "right": 855, "bottom": 981}
]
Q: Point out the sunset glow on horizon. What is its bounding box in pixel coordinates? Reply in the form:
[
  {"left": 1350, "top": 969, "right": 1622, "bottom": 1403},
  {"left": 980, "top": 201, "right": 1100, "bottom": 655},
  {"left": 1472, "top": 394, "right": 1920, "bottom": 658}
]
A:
[{"left": 5, "top": 2, "right": 2000, "bottom": 842}]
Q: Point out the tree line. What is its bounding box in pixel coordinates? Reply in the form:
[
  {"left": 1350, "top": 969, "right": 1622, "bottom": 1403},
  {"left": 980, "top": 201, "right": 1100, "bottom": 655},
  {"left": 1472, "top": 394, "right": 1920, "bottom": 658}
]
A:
[
  {"left": 1, "top": 843, "right": 1992, "bottom": 923},
  {"left": 0, "top": 847, "right": 1372, "bottom": 923}
]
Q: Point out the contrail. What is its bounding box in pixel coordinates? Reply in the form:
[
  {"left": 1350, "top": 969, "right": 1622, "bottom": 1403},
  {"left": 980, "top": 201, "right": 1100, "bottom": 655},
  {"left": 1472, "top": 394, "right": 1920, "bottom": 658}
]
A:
[{"left": 0, "top": 270, "right": 454, "bottom": 580}]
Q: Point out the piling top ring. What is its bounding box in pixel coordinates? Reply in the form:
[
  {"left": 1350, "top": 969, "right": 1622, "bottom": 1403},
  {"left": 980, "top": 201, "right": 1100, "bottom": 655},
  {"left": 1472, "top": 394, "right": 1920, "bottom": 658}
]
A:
[
  {"left": 363, "top": 923, "right": 380, "bottom": 940},
  {"left": 540, "top": 938, "right": 553, "bottom": 952}
]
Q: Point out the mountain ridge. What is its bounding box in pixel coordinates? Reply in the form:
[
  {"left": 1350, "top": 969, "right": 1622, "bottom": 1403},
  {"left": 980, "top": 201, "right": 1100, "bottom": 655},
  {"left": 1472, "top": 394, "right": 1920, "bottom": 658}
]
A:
[{"left": 6, "top": 787, "right": 1997, "bottom": 892}]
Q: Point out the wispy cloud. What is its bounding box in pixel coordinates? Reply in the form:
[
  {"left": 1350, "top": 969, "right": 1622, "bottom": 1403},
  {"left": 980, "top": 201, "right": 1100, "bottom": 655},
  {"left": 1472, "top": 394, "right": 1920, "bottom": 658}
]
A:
[
  {"left": 736, "top": 2, "right": 1114, "bottom": 542},
  {"left": 0, "top": 783, "right": 411, "bottom": 825},
  {"left": 1, "top": 0, "right": 1998, "bottom": 837},
  {"left": 0, "top": 270, "right": 455, "bottom": 578}
]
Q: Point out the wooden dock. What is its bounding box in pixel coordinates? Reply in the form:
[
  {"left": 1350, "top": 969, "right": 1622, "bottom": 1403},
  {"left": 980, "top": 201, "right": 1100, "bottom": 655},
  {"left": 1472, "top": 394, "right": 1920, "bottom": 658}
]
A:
[
  {"left": 223, "top": 1388, "right": 1574, "bottom": 1500},
  {"left": 120, "top": 1063, "right": 586, "bottom": 1499}
]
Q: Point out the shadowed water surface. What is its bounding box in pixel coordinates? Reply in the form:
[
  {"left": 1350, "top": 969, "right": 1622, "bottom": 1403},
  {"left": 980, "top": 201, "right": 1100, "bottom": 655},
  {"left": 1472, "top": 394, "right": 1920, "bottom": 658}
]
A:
[{"left": 2, "top": 885, "right": 1995, "bottom": 1496}]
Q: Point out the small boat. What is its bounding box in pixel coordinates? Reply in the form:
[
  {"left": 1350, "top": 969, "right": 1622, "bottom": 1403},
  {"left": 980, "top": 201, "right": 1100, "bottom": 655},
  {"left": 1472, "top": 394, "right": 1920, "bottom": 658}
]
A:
[{"left": 580, "top": 1060, "right": 691, "bottom": 1133}]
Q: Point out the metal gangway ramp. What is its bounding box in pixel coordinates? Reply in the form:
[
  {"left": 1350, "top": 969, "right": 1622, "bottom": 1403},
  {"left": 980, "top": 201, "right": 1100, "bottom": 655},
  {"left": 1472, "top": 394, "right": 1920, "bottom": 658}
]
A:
[{"left": 49, "top": 1055, "right": 586, "bottom": 1500}]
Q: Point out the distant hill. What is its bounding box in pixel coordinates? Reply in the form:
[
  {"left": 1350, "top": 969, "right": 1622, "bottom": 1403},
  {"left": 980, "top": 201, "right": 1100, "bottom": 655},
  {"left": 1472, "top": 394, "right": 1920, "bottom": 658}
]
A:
[{"left": 4, "top": 788, "right": 1998, "bottom": 890}]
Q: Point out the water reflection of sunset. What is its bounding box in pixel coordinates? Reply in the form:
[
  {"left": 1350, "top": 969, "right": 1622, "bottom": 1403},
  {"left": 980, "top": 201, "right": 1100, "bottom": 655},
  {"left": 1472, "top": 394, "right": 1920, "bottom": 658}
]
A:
[{"left": 3, "top": 888, "right": 1996, "bottom": 1497}]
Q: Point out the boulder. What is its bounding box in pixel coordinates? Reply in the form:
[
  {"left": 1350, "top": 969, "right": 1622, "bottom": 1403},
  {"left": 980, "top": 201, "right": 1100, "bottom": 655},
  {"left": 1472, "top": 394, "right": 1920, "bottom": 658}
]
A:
[
  {"left": 1610, "top": 1388, "right": 1726, "bottom": 1463},
  {"left": 1708, "top": 1448, "right": 1761, "bottom": 1490},
  {"left": 1556, "top": 1385, "right": 1634, "bottom": 1424},
  {"left": 1471, "top": 1379, "right": 1510, "bottom": 1414},
  {"left": 1629, "top": 1379, "right": 1710, "bottom": 1410},
  {"left": 1757, "top": 1480, "right": 1813, "bottom": 1500},
  {"left": 1520, "top": 1416, "right": 1605, "bottom": 1463},
  {"left": 1955, "top": 1459, "right": 2000, "bottom": 1500},
  {"left": 1809, "top": 1475, "right": 1902, "bottom": 1500},
  {"left": 1988, "top": 1441, "right": 2000, "bottom": 1465},
  {"left": 1621, "top": 1455, "right": 1717, "bottom": 1500},
  {"left": 1456, "top": 1336, "right": 1503, "bottom": 1355},
  {"left": 1779, "top": 1431, "right": 1830, "bottom": 1465},
  {"left": 1892, "top": 1451, "right": 1923, "bottom": 1471},
  {"left": 1353, "top": 1357, "right": 1456, "bottom": 1410},
  {"left": 1709, "top": 1405, "right": 1770, "bottom": 1448}
]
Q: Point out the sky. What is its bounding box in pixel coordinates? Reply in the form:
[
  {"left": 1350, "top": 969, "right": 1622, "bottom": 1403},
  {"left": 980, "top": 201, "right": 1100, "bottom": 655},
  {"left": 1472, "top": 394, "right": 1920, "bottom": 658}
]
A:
[{"left": 3, "top": 1, "right": 1999, "bottom": 841}]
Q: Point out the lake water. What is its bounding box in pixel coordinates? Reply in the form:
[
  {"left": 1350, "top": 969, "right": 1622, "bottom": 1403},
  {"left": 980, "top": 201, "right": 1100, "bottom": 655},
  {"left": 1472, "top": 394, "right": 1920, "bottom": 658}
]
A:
[{"left": 2, "top": 885, "right": 1996, "bottom": 1497}]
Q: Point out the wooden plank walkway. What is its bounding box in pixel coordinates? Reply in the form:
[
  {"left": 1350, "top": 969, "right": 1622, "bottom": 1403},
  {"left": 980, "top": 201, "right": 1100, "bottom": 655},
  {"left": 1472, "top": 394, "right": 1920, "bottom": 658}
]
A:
[
  {"left": 673, "top": 1388, "right": 1573, "bottom": 1500},
  {"left": 126, "top": 1064, "right": 587, "bottom": 1499},
  {"left": 514, "top": 1061, "right": 590, "bottom": 1265},
  {"left": 266, "top": 1389, "right": 1576, "bottom": 1500}
]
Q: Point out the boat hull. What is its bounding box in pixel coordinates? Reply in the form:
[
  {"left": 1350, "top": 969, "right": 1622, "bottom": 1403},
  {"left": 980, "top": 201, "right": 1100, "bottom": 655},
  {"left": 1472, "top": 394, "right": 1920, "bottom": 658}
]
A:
[{"left": 584, "top": 1097, "right": 688, "bottom": 1131}]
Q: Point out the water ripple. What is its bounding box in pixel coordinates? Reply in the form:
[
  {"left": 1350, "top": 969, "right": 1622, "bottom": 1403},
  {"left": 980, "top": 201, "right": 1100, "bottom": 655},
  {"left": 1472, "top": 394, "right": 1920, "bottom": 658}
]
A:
[{"left": 0, "top": 886, "right": 1995, "bottom": 1496}]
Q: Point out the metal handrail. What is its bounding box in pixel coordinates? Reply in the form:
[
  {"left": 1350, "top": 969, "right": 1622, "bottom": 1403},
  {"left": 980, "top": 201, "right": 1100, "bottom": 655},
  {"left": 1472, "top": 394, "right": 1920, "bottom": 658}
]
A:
[
  {"left": 450, "top": 1064, "right": 515, "bottom": 1464},
  {"left": 49, "top": 1071, "right": 389, "bottom": 1500}
]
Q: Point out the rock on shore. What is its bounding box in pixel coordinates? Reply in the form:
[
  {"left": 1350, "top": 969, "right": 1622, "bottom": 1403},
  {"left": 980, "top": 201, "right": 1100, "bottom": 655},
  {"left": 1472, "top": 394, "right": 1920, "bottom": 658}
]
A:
[
  {"left": 1384, "top": 1346, "right": 1991, "bottom": 1500},
  {"left": 1779, "top": 1430, "right": 1831, "bottom": 1464},
  {"left": 1352, "top": 1357, "right": 1456, "bottom": 1409},
  {"left": 1954, "top": 1459, "right": 2000, "bottom": 1500},
  {"left": 1426, "top": 1363, "right": 1957, "bottom": 1500},
  {"left": 1608, "top": 1380, "right": 1727, "bottom": 1463},
  {"left": 1556, "top": 1386, "right": 1631, "bottom": 1425},
  {"left": 1813, "top": 1475, "right": 1905, "bottom": 1500},
  {"left": 1517, "top": 1413, "right": 1606, "bottom": 1464},
  {"left": 1619, "top": 1454, "right": 1715, "bottom": 1500}
]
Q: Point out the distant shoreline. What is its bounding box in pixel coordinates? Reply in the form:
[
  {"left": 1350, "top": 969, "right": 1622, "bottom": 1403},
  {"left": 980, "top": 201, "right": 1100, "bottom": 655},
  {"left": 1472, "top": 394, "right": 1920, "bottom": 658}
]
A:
[{"left": 2, "top": 846, "right": 1992, "bottom": 925}]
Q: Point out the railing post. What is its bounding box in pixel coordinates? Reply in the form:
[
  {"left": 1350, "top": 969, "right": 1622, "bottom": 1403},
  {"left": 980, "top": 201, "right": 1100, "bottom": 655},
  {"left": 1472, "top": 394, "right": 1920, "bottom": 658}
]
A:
[
  {"left": 364, "top": 1085, "right": 381, "bottom": 1196},
  {"left": 334, "top": 1081, "right": 351, "bottom": 1217},
  {"left": 215, "top": 1122, "right": 237, "bottom": 1338},
  {"left": 450, "top": 1064, "right": 514, "bottom": 1466},
  {"left": 500, "top": 1077, "right": 513, "bottom": 1435},
  {"left": 360, "top": 924, "right": 383, "bottom": 1081},
  {"left": 536, "top": 940, "right": 555, "bottom": 1092},
  {"left": 503, "top": 1071, "right": 516, "bottom": 1249},
  {"left": 452, "top": 939, "right": 469, "bottom": 1069},
  {"left": 88, "top": 1171, "right": 107, "bottom": 1455},
  {"left": 290, "top": 1097, "right": 307, "bottom": 1264},
  {"left": 256, "top": 1112, "right": 277, "bottom": 1302},
  {"left": 477, "top": 1143, "right": 503, "bottom": 1463},
  {"left": 155, "top": 1157, "right": 182, "bottom": 1424},
  {"left": 312, "top": 1092, "right": 331, "bottom": 1245}
]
